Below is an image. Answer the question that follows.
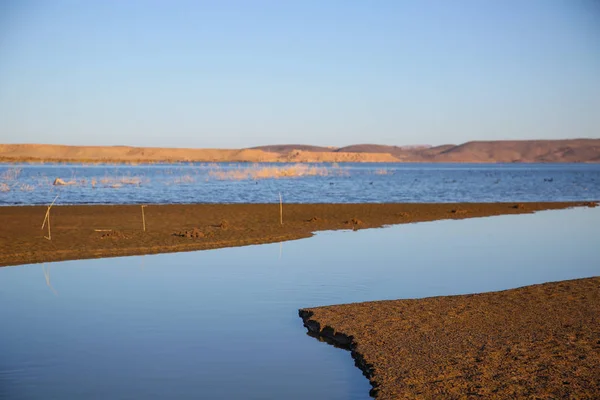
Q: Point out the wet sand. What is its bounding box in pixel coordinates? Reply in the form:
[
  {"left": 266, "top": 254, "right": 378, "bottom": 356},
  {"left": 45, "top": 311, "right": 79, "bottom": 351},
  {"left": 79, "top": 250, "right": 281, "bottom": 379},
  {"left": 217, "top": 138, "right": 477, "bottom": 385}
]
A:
[
  {"left": 300, "top": 277, "right": 600, "bottom": 399},
  {"left": 0, "top": 201, "right": 595, "bottom": 267}
]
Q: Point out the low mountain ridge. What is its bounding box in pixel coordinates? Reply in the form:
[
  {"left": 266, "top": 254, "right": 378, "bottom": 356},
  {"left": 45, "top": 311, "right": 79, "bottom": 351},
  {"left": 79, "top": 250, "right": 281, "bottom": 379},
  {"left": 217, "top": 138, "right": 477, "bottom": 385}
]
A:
[
  {"left": 249, "top": 145, "right": 334, "bottom": 154},
  {"left": 434, "top": 139, "right": 600, "bottom": 163},
  {"left": 0, "top": 139, "right": 598, "bottom": 163}
]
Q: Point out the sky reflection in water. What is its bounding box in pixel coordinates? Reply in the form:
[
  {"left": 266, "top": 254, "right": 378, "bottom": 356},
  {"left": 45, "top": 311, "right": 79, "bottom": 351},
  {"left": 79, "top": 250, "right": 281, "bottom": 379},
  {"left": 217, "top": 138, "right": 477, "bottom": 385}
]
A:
[{"left": 0, "top": 208, "right": 598, "bottom": 400}]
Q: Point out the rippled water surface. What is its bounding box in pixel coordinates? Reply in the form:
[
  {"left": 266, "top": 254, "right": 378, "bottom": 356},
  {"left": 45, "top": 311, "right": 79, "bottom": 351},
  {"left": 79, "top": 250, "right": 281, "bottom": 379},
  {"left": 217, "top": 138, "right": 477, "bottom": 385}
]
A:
[
  {"left": 1, "top": 162, "right": 599, "bottom": 205},
  {"left": 1, "top": 208, "right": 598, "bottom": 399}
]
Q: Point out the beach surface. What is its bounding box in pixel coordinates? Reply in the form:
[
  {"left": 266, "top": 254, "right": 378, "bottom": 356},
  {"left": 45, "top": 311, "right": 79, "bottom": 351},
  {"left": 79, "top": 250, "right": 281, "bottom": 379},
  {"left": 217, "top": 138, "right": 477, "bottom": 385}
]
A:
[
  {"left": 0, "top": 201, "right": 594, "bottom": 267},
  {"left": 300, "top": 277, "right": 600, "bottom": 399}
]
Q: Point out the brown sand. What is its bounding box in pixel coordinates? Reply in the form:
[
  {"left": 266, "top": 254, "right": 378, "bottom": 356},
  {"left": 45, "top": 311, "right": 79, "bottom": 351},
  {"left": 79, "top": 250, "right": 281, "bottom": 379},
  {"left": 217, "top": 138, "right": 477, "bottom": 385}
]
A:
[
  {"left": 0, "top": 201, "right": 594, "bottom": 267},
  {"left": 300, "top": 277, "right": 600, "bottom": 399}
]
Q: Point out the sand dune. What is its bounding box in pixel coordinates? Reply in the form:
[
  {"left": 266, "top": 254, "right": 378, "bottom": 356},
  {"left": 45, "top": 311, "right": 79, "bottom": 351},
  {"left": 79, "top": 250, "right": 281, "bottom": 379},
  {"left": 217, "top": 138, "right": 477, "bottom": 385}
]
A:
[
  {"left": 0, "top": 139, "right": 599, "bottom": 163},
  {"left": 249, "top": 144, "right": 335, "bottom": 154},
  {"left": 0, "top": 143, "right": 400, "bottom": 163},
  {"left": 0, "top": 144, "right": 279, "bottom": 163}
]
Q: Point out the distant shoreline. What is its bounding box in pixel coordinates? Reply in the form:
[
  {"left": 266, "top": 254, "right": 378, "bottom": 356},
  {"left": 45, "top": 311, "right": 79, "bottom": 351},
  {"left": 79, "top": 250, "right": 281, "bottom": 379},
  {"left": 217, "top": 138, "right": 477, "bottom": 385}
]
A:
[
  {"left": 0, "top": 201, "right": 595, "bottom": 267},
  {"left": 1, "top": 158, "right": 599, "bottom": 165},
  {"left": 1, "top": 139, "right": 599, "bottom": 164}
]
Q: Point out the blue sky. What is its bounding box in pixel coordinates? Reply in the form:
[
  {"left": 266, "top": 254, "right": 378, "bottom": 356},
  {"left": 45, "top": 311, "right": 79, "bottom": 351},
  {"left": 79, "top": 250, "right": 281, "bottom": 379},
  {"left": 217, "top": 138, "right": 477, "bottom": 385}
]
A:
[{"left": 0, "top": 0, "right": 599, "bottom": 148}]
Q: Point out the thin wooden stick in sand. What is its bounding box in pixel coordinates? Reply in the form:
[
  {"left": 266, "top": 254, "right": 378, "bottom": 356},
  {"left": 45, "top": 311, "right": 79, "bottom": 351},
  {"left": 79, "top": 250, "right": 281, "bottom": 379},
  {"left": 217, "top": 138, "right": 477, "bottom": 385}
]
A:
[
  {"left": 279, "top": 193, "right": 283, "bottom": 226},
  {"left": 41, "top": 195, "right": 59, "bottom": 240},
  {"left": 141, "top": 205, "right": 147, "bottom": 232}
]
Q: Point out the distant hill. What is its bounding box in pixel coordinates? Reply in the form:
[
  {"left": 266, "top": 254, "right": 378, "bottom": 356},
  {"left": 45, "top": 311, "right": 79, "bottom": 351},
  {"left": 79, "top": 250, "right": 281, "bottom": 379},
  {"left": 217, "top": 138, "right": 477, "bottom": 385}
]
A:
[
  {"left": 430, "top": 139, "right": 600, "bottom": 163},
  {"left": 0, "top": 139, "right": 599, "bottom": 164},
  {"left": 335, "top": 144, "right": 437, "bottom": 161},
  {"left": 336, "top": 144, "right": 430, "bottom": 154},
  {"left": 249, "top": 144, "right": 334, "bottom": 154},
  {"left": 251, "top": 140, "right": 600, "bottom": 163}
]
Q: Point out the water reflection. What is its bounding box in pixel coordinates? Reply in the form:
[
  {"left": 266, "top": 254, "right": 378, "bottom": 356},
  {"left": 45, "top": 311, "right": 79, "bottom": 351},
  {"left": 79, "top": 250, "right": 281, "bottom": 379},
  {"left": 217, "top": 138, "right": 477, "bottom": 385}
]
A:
[
  {"left": 41, "top": 265, "right": 57, "bottom": 296},
  {"left": 0, "top": 208, "right": 598, "bottom": 400}
]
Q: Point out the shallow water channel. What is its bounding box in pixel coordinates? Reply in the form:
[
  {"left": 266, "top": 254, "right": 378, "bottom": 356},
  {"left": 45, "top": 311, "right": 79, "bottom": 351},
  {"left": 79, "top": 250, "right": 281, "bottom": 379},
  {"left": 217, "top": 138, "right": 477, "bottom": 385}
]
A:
[{"left": 1, "top": 208, "right": 598, "bottom": 399}]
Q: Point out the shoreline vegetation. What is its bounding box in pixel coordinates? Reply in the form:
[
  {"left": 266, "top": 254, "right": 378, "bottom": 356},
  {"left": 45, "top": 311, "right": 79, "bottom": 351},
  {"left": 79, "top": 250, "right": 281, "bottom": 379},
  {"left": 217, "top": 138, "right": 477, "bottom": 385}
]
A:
[
  {"left": 299, "top": 277, "right": 600, "bottom": 399},
  {"left": 1, "top": 139, "right": 600, "bottom": 164},
  {"left": 0, "top": 201, "right": 596, "bottom": 267}
]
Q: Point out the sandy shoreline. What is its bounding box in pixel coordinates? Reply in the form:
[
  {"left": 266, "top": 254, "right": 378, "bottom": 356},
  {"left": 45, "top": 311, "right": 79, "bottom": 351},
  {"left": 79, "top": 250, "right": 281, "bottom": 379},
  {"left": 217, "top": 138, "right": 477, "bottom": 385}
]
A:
[
  {"left": 0, "top": 201, "right": 595, "bottom": 267},
  {"left": 300, "top": 277, "right": 600, "bottom": 399},
  {"left": 2, "top": 201, "right": 598, "bottom": 398}
]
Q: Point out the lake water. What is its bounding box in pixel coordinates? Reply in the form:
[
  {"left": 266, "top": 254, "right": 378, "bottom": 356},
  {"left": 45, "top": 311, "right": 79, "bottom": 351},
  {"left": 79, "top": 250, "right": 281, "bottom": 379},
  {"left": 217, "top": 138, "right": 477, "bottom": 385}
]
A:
[
  {"left": 1, "top": 163, "right": 599, "bottom": 205},
  {"left": 0, "top": 208, "right": 598, "bottom": 399}
]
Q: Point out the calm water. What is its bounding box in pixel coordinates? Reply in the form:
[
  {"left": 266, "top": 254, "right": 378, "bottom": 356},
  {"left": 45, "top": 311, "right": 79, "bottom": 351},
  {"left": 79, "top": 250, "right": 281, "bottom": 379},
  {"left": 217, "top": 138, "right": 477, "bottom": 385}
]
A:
[
  {"left": 1, "top": 162, "right": 599, "bottom": 205},
  {"left": 0, "top": 208, "right": 598, "bottom": 399}
]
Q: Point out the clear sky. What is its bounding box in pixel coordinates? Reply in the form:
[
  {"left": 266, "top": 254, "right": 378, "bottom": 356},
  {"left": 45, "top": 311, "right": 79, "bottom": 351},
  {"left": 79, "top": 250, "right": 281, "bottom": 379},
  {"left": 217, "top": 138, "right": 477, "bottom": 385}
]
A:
[{"left": 0, "top": 0, "right": 599, "bottom": 148}]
